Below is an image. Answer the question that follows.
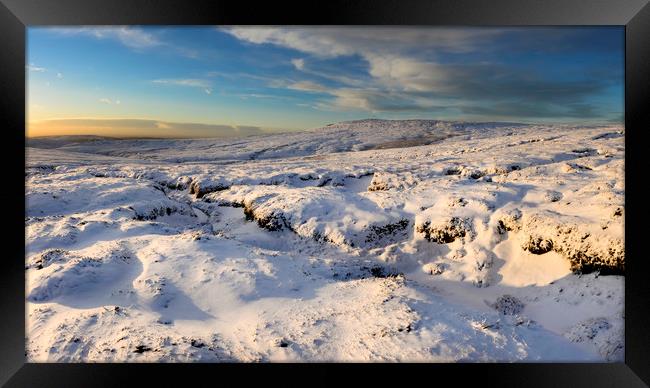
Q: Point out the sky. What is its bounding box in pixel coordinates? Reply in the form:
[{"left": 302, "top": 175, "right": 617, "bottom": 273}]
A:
[{"left": 27, "top": 26, "right": 624, "bottom": 138}]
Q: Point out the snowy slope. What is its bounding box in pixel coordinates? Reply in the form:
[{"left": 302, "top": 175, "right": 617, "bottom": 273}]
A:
[
  {"left": 25, "top": 120, "right": 624, "bottom": 362},
  {"left": 37, "top": 119, "right": 521, "bottom": 163}
]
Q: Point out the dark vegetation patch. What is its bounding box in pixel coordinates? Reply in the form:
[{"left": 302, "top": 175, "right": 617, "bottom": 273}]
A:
[
  {"left": 189, "top": 180, "right": 229, "bottom": 198},
  {"left": 592, "top": 132, "right": 623, "bottom": 140},
  {"left": 569, "top": 252, "right": 625, "bottom": 276},
  {"left": 299, "top": 174, "right": 319, "bottom": 181},
  {"left": 564, "top": 162, "right": 593, "bottom": 172},
  {"left": 491, "top": 295, "right": 525, "bottom": 315},
  {"left": 369, "top": 265, "right": 402, "bottom": 278},
  {"left": 25, "top": 167, "right": 52, "bottom": 177},
  {"left": 243, "top": 203, "right": 290, "bottom": 232},
  {"left": 467, "top": 170, "right": 485, "bottom": 179},
  {"left": 545, "top": 190, "right": 563, "bottom": 202},
  {"left": 369, "top": 134, "right": 452, "bottom": 151},
  {"left": 367, "top": 179, "right": 388, "bottom": 191},
  {"left": 364, "top": 219, "right": 410, "bottom": 244},
  {"left": 496, "top": 220, "right": 507, "bottom": 235},
  {"left": 133, "top": 206, "right": 182, "bottom": 221},
  {"left": 495, "top": 209, "right": 523, "bottom": 234},
  {"left": 416, "top": 217, "right": 472, "bottom": 244},
  {"left": 397, "top": 324, "right": 413, "bottom": 333},
  {"left": 519, "top": 215, "right": 624, "bottom": 275},
  {"left": 566, "top": 318, "right": 611, "bottom": 342},
  {"left": 162, "top": 177, "right": 192, "bottom": 191},
  {"left": 133, "top": 345, "right": 152, "bottom": 354},
  {"left": 335, "top": 264, "right": 402, "bottom": 280},
  {"left": 28, "top": 249, "right": 68, "bottom": 270},
  {"left": 444, "top": 167, "right": 462, "bottom": 176},
  {"left": 316, "top": 177, "right": 332, "bottom": 187},
  {"left": 572, "top": 148, "right": 598, "bottom": 156},
  {"left": 522, "top": 235, "right": 554, "bottom": 254}
]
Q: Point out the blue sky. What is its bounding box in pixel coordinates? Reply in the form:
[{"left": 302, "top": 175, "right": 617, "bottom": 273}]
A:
[{"left": 27, "top": 26, "right": 624, "bottom": 138}]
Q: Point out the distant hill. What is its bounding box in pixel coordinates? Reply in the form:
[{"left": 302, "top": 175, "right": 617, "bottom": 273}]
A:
[{"left": 26, "top": 135, "right": 121, "bottom": 149}]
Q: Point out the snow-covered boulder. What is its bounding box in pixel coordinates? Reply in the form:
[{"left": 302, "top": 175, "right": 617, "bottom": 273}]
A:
[{"left": 519, "top": 211, "right": 624, "bottom": 274}]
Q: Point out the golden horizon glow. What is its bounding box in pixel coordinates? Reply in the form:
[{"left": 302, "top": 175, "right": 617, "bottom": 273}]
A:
[{"left": 26, "top": 117, "right": 295, "bottom": 139}]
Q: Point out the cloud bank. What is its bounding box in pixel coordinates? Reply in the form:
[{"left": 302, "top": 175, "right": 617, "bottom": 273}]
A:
[
  {"left": 223, "top": 27, "right": 623, "bottom": 121},
  {"left": 28, "top": 118, "right": 267, "bottom": 139}
]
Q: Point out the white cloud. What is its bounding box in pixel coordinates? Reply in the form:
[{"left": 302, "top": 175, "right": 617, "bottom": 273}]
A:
[
  {"left": 111, "top": 27, "right": 161, "bottom": 49},
  {"left": 99, "top": 98, "right": 121, "bottom": 105},
  {"left": 27, "top": 64, "right": 46, "bottom": 72},
  {"left": 287, "top": 80, "right": 329, "bottom": 93},
  {"left": 318, "top": 88, "right": 452, "bottom": 113},
  {"left": 365, "top": 54, "right": 450, "bottom": 92},
  {"left": 56, "top": 72, "right": 64, "bottom": 79},
  {"left": 224, "top": 27, "right": 356, "bottom": 58},
  {"left": 153, "top": 78, "right": 211, "bottom": 89},
  {"left": 153, "top": 78, "right": 214, "bottom": 95},
  {"left": 155, "top": 121, "right": 172, "bottom": 129},
  {"left": 289, "top": 58, "right": 363, "bottom": 87},
  {"left": 291, "top": 58, "right": 305, "bottom": 70},
  {"left": 55, "top": 27, "right": 162, "bottom": 49},
  {"left": 223, "top": 26, "right": 502, "bottom": 58},
  {"left": 51, "top": 27, "right": 203, "bottom": 59}
]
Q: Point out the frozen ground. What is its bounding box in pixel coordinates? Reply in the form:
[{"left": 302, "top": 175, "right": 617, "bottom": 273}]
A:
[{"left": 25, "top": 119, "right": 625, "bottom": 362}]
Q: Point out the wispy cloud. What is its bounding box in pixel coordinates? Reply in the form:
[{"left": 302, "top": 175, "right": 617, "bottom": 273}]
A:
[
  {"left": 152, "top": 79, "right": 210, "bottom": 88},
  {"left": 289, "top": 57, "right": 364, "bottom": 87},
  {"left": 27, "top": 63, "right": 67, "bottom": 85},
  {"left": 99, "top": 98, "right": 121, "bottom": 105},
  {"left": 223, "top": 27, "right": 503, "bottom": 58},
  {"left": 27, "top": 63, "right": 47, "bottom": 72},
  {"left": 152, "top": 78, "right": 213, "bottom": 94},
  {"left": 287, "top": 80, "right": 329, "bottom": 93},
  {"left": 49, "top": 27, "right": 200, "bottom": 59},
  {"left": 54, "top": 27, "right": 162, "bottom": 49},
  {"left": 290, "top": 58, "right": 305, "bottom": 70}
]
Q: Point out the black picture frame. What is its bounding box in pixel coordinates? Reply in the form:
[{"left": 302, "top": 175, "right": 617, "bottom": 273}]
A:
[{"left": 1, "top": 0, "right": 648, "bottom": 386}]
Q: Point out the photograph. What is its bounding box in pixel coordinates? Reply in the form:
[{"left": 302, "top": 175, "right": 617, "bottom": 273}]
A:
[{"left": 25, "top": 26, "right": 625, "bottom": 363}]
